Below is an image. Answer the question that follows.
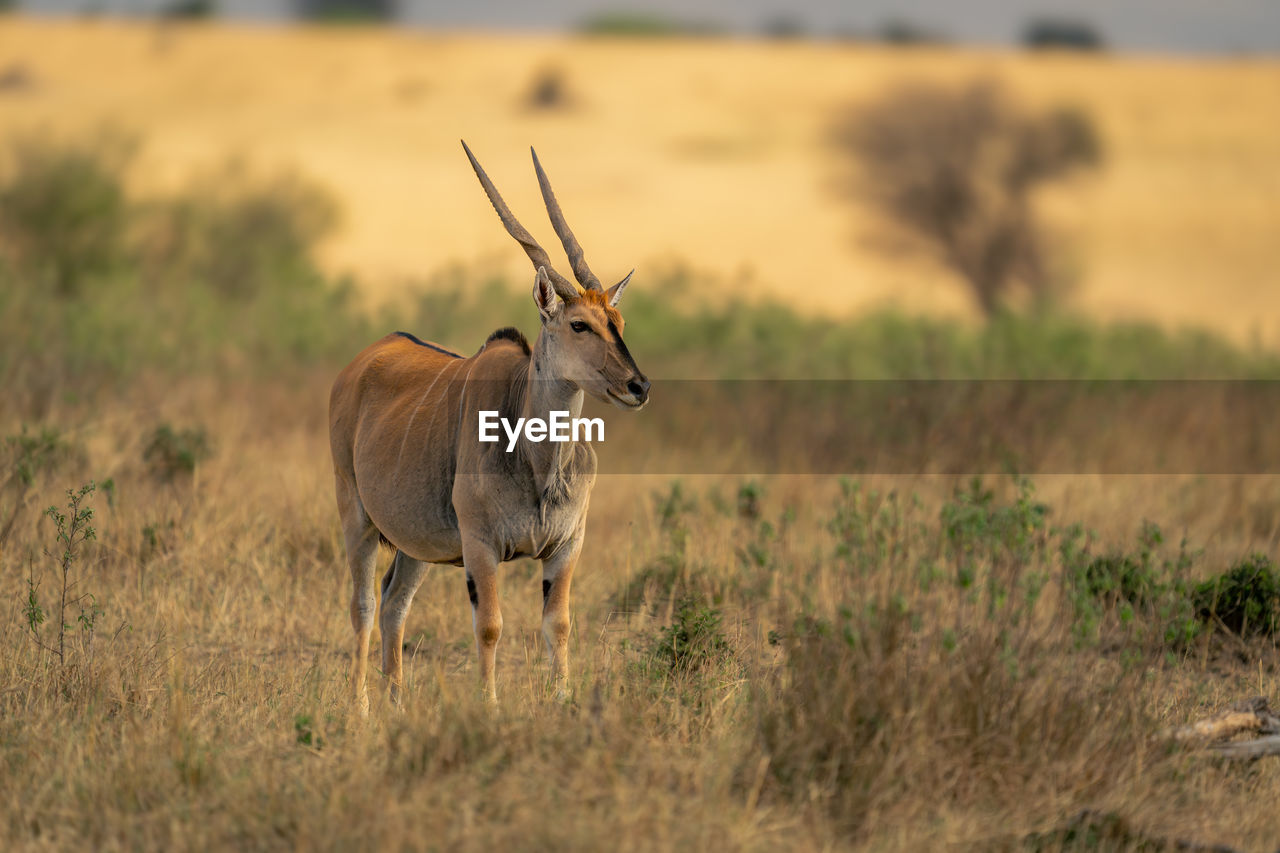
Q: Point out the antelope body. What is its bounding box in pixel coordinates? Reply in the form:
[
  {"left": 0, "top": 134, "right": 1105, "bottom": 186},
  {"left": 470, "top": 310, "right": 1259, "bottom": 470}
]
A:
[{"left": 329, "top": 143, "right": 649, "bottom": 708}]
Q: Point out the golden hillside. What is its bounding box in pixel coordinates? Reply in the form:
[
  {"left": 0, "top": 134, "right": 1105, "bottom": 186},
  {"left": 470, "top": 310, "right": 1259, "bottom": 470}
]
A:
[{"left": 1, "top": 17, "right": 1277, "bottom": 340}]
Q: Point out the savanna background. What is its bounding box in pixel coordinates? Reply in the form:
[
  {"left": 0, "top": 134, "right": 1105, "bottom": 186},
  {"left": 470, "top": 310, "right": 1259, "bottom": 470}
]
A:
[{"left": 2, "top": 1, "right": 1280, "bottom": 849}]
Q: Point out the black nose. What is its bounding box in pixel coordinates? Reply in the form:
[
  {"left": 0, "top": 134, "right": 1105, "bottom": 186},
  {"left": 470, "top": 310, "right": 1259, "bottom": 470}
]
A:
[{"left": 627, "top": 376, "right": 650, "bottom": 403}]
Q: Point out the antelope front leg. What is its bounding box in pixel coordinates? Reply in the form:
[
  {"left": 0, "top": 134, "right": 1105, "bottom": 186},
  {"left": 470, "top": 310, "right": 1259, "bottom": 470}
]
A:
[
  {"left": 541, "top": 537, "right": 581, "bottom": 700},
  {"left": 462, "top": 537, "right": 503, "bottom": 703}
]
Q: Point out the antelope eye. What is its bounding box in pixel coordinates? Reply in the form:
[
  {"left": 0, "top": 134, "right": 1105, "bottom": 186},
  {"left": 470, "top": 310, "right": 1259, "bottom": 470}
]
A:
[{"left": 570, "top": 321, "right": 590, "bottom": 334}]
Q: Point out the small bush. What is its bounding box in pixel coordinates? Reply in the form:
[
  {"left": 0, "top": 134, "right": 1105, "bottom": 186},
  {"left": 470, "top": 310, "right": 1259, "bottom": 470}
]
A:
[
  {"left": 0, "top": 132, "right": 368, "bottom": 401},
  {"left": 3, "top": 426, "right": 73, "bottom": 490},
  {"left": 523, "top": 66, "right": 571, "bottom": 111},
  {"left": 143, "top": 424, "right": 212, "bottom": 481},
  {"left": 23, "top": 482, "right": 108, "bottom": 682},
  {"left": 736, "top": 481, "right": 762, "bottom": 520},
  {"left": 941, "top": 476, "right": 1050, "bottom": 570},
  {"left": 1073, "top": 522, "right": 1170, "bottom": 609},
  {"left": 652, "top": 599, "right": 731, "bottom": 674},
  {"left": 0, "top": 131, "right": 136, "bottom": 296},
  {"left": 654, "top": 480, "right": 696, "bottom": 530},
  {"left": 1062, "top": 521, "right": 1202, "bottom": 648},
  {"left": 0, "top": 63, "right": 33, "bottom": 91},
  {"left": 139, "top": 163, "right": 339, "bottom": 298},
  {"left": 1080, "top": 554, "right": 1159, "bottom": 607},
  {"left": 1, "top": 426, "right": 79, "bottom": 548},
  {"left": 1193, "top": 554, "right": 1280, "bottom": 638}
]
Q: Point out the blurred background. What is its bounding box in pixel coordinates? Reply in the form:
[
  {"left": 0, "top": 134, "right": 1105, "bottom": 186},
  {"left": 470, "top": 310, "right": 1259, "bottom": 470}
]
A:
[
  {"left": 18, "top": 0, "right": 1280, "bottom": 52},
  {"left": 0, "top": 0, "right": 1277, "bottom": 355}
]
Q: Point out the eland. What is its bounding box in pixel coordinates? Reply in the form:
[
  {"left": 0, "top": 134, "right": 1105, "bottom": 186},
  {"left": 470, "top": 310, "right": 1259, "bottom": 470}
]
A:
[{"left": 328, "top": 142, "right": 649, "bottom": 710}]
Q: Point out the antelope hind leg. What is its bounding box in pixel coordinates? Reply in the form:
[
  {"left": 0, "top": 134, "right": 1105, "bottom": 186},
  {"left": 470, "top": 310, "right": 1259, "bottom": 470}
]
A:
[
  {"left": 379, "top": 550, "right": 429, "bottom": 706},
  {"left": 336, "top": 477, "right": 380, "bottom": 717}
]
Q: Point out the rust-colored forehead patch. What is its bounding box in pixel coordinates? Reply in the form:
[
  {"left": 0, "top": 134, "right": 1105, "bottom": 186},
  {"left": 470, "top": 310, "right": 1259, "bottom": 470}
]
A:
[{"left": 571, "top": 288, "right": 624, "bottom": 333}]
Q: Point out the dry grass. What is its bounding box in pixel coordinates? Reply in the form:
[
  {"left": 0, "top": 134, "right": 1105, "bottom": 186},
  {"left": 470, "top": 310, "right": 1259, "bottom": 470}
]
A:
[
  {"left": 0, "top": 19, "right": 1276, "bottom": 340},
  {"left": 3, "top": 374, "right": 1280, "bottom": 850}
]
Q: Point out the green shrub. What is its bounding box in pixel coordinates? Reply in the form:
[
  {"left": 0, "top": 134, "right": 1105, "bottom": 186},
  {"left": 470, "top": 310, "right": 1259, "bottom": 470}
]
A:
[
  {"left": 1193, "top": 554, "right": 1280, "bottom": 638},
  {"left": 3, "top": 426, "right": 73, "bottom": 489},
  {"left": 0, "top": 133, "right": 370, "bottom": 401},
  {"left": 736, "top": 481, "right": 762, "bottom": 520},
  {"left": 139, "top": 164, "right": 338, "bottom": 298},
  {"left": 1062, "top": 521, "right": 1202, "bottom": 648},
  {"left": 1, "top": 426, "right": 81, "bottom": 549},
  {"left": 23, "top": 482, "right": 106, "bottom": 680},
  {"left": 143, "top": 424, "right": 212, "bottom": 481},
  {"left": 940, "top": 478, "right": 1051, "bottom": 610},
  {"left": 0, "top": 131, "right": 135, "bottom": 296},
  {"left": 1079, "top": 555, "right": 1157, "bottom": 607},
  {"left": 653, "top": 480, "right": 696, "bottom": 529},
  {"left": 1074, "top": 522, "right": 1166, "bottom": 607},
  {"left": 652, "top": 599, "right": 731, "bottom": 674}
]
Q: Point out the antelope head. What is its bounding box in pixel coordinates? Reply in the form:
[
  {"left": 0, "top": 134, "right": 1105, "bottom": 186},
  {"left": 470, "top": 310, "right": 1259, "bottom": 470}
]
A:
[{"left": 463, "top": 141, "right": 650, "bottom": 409}]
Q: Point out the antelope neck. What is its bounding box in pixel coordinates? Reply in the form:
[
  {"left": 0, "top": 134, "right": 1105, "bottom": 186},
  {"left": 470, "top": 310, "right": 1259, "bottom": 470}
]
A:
[{"left": 517, "top": 331, "right": 585, "bottom": 481}]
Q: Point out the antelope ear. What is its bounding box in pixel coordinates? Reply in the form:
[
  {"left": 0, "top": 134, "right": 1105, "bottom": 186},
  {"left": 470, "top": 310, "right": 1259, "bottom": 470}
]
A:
[
  {"left": 606, "top": 269, "right": 634, "bottom": 307},
  {"left": 533, "top": 267, "right": 562, "bottom": 322}
]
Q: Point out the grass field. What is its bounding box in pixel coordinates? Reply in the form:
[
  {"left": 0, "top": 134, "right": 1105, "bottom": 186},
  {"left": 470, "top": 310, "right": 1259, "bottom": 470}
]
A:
[
  {"left": 3, "top": 16, "right": 1280, "bottom": 852},
  {"left": 0, "top": 17, "right": 1277, "bottom": 340},
  {"left": 5, "top": 378, "right": 1280, "bottom": 849},
  {"left": 4, "top": 271, "right": 1280, "bottom": 849}
]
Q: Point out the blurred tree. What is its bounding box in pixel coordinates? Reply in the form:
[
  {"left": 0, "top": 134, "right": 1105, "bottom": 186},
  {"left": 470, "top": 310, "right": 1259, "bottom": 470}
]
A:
[
  {"left": 876, "top": 19, "right": 945, "bottom": 46},
  {"left": 297, "top": 0, "right": 393, "bottom": 22},
  {"left": 833, "top": 80, "right": 1102, "bottom": 317},
  {"left": 1023, "top": 18, "right": 1105, "bottom": 51},
  {"left": 577, "top": 12, "right": 721, "bottom": 37},
  {"left": 160, "top": 0, "right": 215, "bottom": 18},
  {"left": 761, "top": 14, "right": 806, "bottom": 40}
]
